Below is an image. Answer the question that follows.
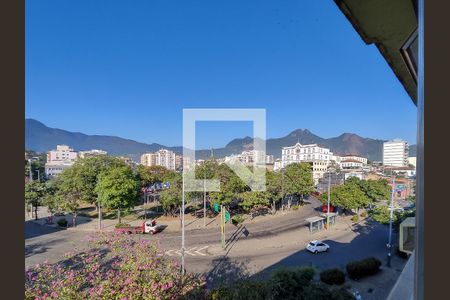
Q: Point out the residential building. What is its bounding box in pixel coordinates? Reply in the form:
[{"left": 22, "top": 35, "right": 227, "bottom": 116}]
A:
[
  {"left": 118, "top": 156, "right": 134, "bottom": 167},
  {"left": 385, "top": 166, "right": 416, "bottom": 178},
  {"left": 45, "top": 161, "right": 75, "bottom": 178},
  {"left": 224, "top": 150, "right": 273, "bottom": 166},
  {"left": 344, "top": 171, "right": 364, "bottom": 181},
  {"left": 273, "top": 159, "right": 282, "bottom": 171},
  {"left": 340, "top": 159, "right": 364, "bottom": 169},
  {"left": 46, "top": 145, "right": 78, "bottom": 162},
  {"left": 79, "top": 149, "right": 108, "bottom": 158},
  {"left": 140, "top": 149, "right": 176, "bottom": 170},
  {"left": 339, "top": 154, "right": 368, "bottom": 165},
  {"left": 408, "top": 156, "right": 417, "bottom": 167},
  {"left": 383, "top": 139, "right": 409, "bottom": 167},
  {"left": 45, "top": 145, "right": 78, "bottom": 178}
]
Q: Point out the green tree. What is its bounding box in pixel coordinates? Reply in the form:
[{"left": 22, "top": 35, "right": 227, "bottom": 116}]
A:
[
  {"left": 54, "top": 165, "right": 86, "bottom": 227},
  {"left": 95, "top": 166, "right": 140, "bottom": 224},
  {"left": 25, "top": 150, "right": 46, "bottom": 181},
  {"left": 25, "top": 181, "right": 47, "bottom": 220},
  {"left": 75, "top": 155, "right": 126, "bottom": 209},
  {"left": 136, "top": 165, "right": 171, "bottom": 187},
  {"left": 321, "top": 180, "right": 370, "bottom": 215},
  {"left": 355, "top": 178, "right": 391, "bottom": 202},
  {"left": 266, "top": 170, "right": 283, "bottom": 212},
  {"left": 240, "top": 191, "right": 269, "bottom": 212},
  {"left": 41, "top": 179, "right": 60, "bottom": 216},
  {"left": 282, "top": 163, "right": 315, "bottom": 205},
  {"left": 160, "top": 186, "right": 182, "bottom": 216}
]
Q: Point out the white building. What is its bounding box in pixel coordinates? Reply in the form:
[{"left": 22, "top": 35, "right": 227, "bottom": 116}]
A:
[
  {"left": 340, "top": 159, "right": 364, "bottom": 169},
  {"left": 140, "top": 149, "right": 176, "bottom": 170},
  {"left": 45, "top": 161, "right": 75, "bottom": 178},
  {"left": 225, "top": 150, "right": 273, "bottom": 166},
  {"left": 408, "top": 156, "right": 417, "bottom": 167},
  {"left": 46, "top": 145, "right": 78, "bottom": 162},
  {"left": 45, "top": 145, "right": 78, "bottom": 178},
  {"left": 344, "top": 171, "right": 364, "bottom": 181},
  {"left": 383, "top": 139, "right": 409, "bottom": 167},
  {"left": 339, "top": 154, "right": 368, "bottom": 165},
  {"left": 79, "top": 149, "right": 108, "bottom": 158},
  {"left": 281, "top": 143, "right": 333, "bottom": 184}
]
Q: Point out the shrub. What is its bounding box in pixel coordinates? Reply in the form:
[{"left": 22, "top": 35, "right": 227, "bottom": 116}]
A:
[
  {"left": 270, "top": 267, "right": 315, "bottom": 299},
  {"left": 360, "top": 211, "right": 368, "bottom": 218},
  {"left": 57, "top": 219, "right": 67, "bottom": 227},
  {"left": 114, "top": 223, "right": 131, "bottom": 228},
  {"left": 207, "top": 280, "right": 269, "bottom": 300},
  {"left": 303, "top": 283, "right": 355, "bottom": 300},
  {"left": 346, "top": 257, "right": 381, "bottom": 279},
  {"left": 351, "top": 215, "right": 359, "bottom": 222},
  {"left": 292, "top": 205, "right": 300, "bottom": 210},
  {"left": 232, "top": 215, "right": 245, "bottom": 225},
  {"left": 25, "top": 233, "right": 205, "bottom": 299},
  {"left": 320, "top": 268, "right": 346, "bottom": 285}
]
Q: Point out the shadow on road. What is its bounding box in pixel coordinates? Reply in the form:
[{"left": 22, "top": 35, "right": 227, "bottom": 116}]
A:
[
  {"left": 205, "top": 255, "right": 251, "bottom": 289},
  {"left": 25, "top": 238, "right": 66, "bottom": 258}
]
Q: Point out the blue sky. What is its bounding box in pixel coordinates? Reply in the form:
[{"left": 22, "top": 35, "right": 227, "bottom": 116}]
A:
[{"left": 26, "top": 0, "right": 417, "bottom": 149}]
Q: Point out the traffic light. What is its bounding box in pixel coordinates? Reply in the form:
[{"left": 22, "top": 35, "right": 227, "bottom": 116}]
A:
[
  {"left": 225, "top": 211, "right": 230, "bottom": 223},
  {"left": 213, "top": 203, "right": 219, "bottom": 213}
]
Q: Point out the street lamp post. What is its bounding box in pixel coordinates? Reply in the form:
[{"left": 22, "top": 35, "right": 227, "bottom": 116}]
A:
[
  {"left": 387, "top": 173, "right": 395, "bottom": 267},
  {"left": 327, "top": 170, "right": 331, "bottom": 228},
  {"left": 181, "top": 172, "right": 186, "bottom": 276},
  {"left": 203, "top": 172, "right": 206, "bottom": 227},
  {"left": 27, "top": 159, "right": 33, "bottom": 218}
]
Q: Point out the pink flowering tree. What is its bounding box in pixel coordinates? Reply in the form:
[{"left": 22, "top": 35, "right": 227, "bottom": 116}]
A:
[{"left": 25, "top": 233, "right": 205, "bottom": 300}]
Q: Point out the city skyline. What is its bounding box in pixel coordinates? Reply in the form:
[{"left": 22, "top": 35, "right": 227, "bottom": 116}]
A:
[{"left": 26, "top": 0, "right": 417, "bottom": 149}]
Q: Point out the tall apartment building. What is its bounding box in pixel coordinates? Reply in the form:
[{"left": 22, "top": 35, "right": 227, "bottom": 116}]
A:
[
  {"left": 140, "top": 149, "right": 176, "bottom": 170},
  {"left": 383, "top": 139, "right": 409, "bottom": 167},
  {"left": 46, "top": 145, "right": 78, "bottom": 162},
  {"left": 45, "top": 145, "right": 78, "bottom": 178}
]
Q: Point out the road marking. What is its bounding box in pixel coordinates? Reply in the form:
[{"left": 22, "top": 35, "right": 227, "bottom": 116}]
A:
[
  {"left": 160, "top": 245, "right": 210, "bottom": 257},
  {"left": 194, "top": 246, "right": 209, "bottom": 256}
]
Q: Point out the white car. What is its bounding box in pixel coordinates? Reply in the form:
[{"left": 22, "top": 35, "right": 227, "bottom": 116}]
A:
[{"left": 306, "top": 240, "right": 330, "bottom": 254}]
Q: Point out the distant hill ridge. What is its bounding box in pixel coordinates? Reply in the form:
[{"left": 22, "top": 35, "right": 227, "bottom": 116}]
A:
[{"left": 25, "top": 118, "right": 415, "bottom": 162}]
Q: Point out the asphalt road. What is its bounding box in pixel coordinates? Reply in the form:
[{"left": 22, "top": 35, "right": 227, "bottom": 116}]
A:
[{"left": 25, "top": 198, "right": 399, "bottom": 290}]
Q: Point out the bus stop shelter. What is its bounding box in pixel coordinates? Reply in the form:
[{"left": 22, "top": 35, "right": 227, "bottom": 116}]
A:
[
  {"left": 320, "top": 212, "right": 338, "bottom": 228},
  {"left": 305, "top": 216, "right": 325, "bottom": 233}
]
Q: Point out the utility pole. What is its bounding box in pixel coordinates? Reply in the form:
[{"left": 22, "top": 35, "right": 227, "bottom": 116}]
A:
[
  {"left": 203, "top": 171, "right": 206, "bottom": 227},
  {"left": 327, "top": 170, "right": 331, "bottom": 228},
  {"left": 221, "top": 205, "right": 225, "bottom": 249},
  {"left": 28, "top": 159, "right": 33, "bottom": 219},
  {"left": 387, "top": 173, "right": 395, "bottom": 267},
  {"left": 36, "top": 169, "right": 40, "bottom": 182},
  {"left": 98, "top": 198, "right": 102, "bottom": 231}
]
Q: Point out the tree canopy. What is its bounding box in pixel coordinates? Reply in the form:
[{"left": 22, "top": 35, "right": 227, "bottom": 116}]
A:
[{"left": 95, "top": 166, "right": 140, "bottom": 211}]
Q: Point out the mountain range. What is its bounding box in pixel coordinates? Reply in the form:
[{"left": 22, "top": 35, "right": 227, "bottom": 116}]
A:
[{"left": 25, "top": 118, "right": 415, "bottom": 162}]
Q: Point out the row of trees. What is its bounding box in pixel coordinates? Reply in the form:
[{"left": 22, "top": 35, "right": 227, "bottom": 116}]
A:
[
  {"left": 320, "top": 177, "right": 391, "bottom": 215},
  {"left": 25, "top": 156, "right": 140, "bottom": 226},
  {"left": 157, "top": 160, "right": 315, "bottom": 216},
  {"left": 25, "top": 155, "right": 317, "bottom": 224}
]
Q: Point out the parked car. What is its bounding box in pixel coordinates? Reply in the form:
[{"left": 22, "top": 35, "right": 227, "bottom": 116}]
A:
[
  {"left": 321, "top": 205, "right": 335, "bottom": 213},
  {"left": 306, "top": 240, "right": 330, "bottom": 254}
]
